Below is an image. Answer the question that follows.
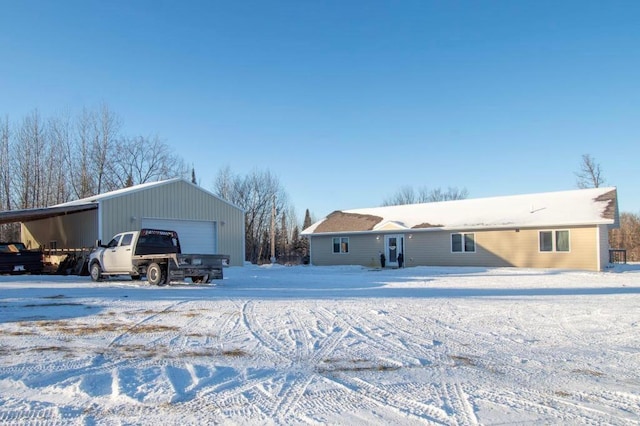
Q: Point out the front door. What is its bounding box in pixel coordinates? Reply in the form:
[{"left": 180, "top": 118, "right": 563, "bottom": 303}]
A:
[{"left": 384, "top": 234, "right": 404, "bottom": 268}]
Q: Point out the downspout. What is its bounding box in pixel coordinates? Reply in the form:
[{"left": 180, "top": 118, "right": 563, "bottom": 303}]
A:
[{"left": 595, "top": 225, "right": 603, "bottom": 272}]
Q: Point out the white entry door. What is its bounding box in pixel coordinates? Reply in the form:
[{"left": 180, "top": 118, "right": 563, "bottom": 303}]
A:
[{"left": 384, "top": 234, "right": 404, "bottom": 267}]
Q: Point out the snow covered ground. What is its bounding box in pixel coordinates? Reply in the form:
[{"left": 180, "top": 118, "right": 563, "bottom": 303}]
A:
[{"left": 1, "top": 264, "right": 639, "bottom": 425}]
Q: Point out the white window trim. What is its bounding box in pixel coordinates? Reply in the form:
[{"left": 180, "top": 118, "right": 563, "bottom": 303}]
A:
[
  {"left": 332, "top": 237, "right": 349, "bottom": 254},
  {"left": 538, "top": 229, "right": 571, "bottom": 253},
  {"left": 451, "top": 232, "right": 476, "bottom": 253}
]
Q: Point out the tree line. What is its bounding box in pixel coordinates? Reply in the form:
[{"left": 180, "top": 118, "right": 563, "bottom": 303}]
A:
[
  {"left": 0, "top": 105, "right": 189, "bottom": 240},
  {"left": 0, "top": 105, "right": 309, "bottom": 264},
  {"left": 211, "top": 166, "right": 309, "bottom": 264}
]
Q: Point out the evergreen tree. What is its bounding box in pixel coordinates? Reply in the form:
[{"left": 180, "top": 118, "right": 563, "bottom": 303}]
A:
[
  {"left": 191, "top": 167, "right": 197, "bottom": 185},
  {"left": 300, "top": 209, "right": 313, "bottom": 259},
  {"left": 303, "top": 209, "right": 312, "bottom": 231}
]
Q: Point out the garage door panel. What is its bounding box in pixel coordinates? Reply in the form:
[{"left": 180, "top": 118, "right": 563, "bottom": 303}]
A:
[{"left": 141, "top": 219, "right": 217, "bottom": 254}]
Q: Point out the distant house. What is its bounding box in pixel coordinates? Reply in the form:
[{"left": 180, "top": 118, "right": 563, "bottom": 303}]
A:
[
  {"left": 0, "top": 178, "right": 245, "bottom": 267},
  {"left": 301, "top": 187, "right": 619, "bottom": 272}
]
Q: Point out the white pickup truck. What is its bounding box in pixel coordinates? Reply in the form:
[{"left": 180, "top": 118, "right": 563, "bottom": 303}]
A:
[{"left": 88, "top": 229, "right": 229, "bottom": 285}]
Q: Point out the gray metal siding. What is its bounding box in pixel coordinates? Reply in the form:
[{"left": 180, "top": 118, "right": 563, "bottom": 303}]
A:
[{"left": 98, "top": 180, "right": 244, "bottom": 267}]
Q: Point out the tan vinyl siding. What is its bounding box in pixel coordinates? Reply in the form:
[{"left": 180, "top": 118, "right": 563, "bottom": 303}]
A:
[
  {"left": 310, "top": 225, "right": 601, "bottom": 271},
  {"left": 21, "top": 210, "right": 98, "bottom": 250},
  {"left": 310, "top": 234, "right": 387, "bottom": 268},
  {"left": 477, "top": 226, "right": 597, "bottom": 270},
  {"left": 403, "top": 231, "right": 512, "bottom": 268}
]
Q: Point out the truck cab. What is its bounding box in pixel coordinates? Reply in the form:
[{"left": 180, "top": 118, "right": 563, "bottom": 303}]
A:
[
  {"left": 100, "top": 232, "right": 136, "bottom": 273},
  {"left": 89, "top": 229, "right": 228, "bottom": 285}
]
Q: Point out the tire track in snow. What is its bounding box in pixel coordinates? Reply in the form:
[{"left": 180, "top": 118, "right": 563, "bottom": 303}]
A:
[
  {"left": 310, "top": 306, "right": 353, "bottom": 365},
  {"left": 442, "top": 383, "right": 479, "bottom": 426},
  {"left": 328, "top": 374, "right": 454, "bottom": 424},
  {"left": 269, "top": 372, "right": 314, "bottom": 421},
  {"left": 288, "top": 310, "right": 312, "bottom": 364},
  {"left": 107, "top": 300, "right": 190, "bottom": 348},
  {"left": 473, "top": 386, "right": 631, "bottom": 425},
  {"left": 241, "top": 300, "right": 291, "bottom": 364}
]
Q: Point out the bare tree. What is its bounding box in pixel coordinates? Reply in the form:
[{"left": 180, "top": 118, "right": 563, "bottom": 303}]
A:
[
  {"left": 46, "top": 114, "right": 72, "bottom": 205},
  {"left": 0, "top": 115, "right": 11, "bottom": 211},
  {"left": 383, "top": 185, "right": 416, "bottom": 206},
  {"left": 383, "top": 185, "right": 468, "bottom": 206},
  {"left": 91, "top": 104, "right": 121, "bottom": 194},
  {"left": 212, "top": 166, "right": 236, "bottom": 203},
  {"left": 107, "top": 135, "right": 189, "bottom": 189},
  {"left": 213, "top": 167, "right": 290, "bottom": 264},
  {"left": 13, "top": 110, "right": 49, "bottom": 209},
  {"left": 575, "top": 154, "right": 605, "bottom": 188},
  {"left": 420, "top": 186, "right": 469, "bottom": 202},
  {"left": 0, "top": 115, "right": 17, "bottom": 240},
  {"left": 66, "top": 107, "right": 97, "bottom": 199},
  {"left": 609, "top": 212, "right": 640, "bottom": 262}
]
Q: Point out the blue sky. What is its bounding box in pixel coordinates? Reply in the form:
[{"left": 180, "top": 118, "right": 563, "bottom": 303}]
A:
[{"left": 1, "top": 1, "right": 639, "bottom": 221}]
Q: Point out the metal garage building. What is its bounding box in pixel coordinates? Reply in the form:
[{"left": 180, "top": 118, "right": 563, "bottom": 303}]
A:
[{"left": 0, "top": 178, "right": 245, "bottom": 267}]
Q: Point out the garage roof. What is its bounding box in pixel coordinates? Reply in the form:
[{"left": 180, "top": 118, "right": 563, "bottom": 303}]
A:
[{"left": 0, "top": 178, "right": 187, "bottom": 225}]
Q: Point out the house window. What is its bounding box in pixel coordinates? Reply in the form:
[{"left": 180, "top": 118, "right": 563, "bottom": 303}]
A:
[
  {"left": 332, "top": 237, "right": 349, "bottom": 254},
  {"left": 539, "top": 230, "right": 570, "bottom": 252},
  {"left": 451, "top": 233, "right": 475, "bottom": 253}
]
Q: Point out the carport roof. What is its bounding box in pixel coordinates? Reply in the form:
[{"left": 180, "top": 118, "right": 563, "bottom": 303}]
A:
[
  {"left": 0, "top": 203, "right": 98, "bottom": 225},
  {"left": 0, "top": 179, "right": 186, "bottom": 225}
]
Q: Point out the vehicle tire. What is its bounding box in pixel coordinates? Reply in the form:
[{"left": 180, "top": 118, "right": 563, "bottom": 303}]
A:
[
  {"left": 147, "top": 262, "right": 167, "bottom": 286},
  {"left": 90, "top": 262, "right": 103, "bottom": 282}
]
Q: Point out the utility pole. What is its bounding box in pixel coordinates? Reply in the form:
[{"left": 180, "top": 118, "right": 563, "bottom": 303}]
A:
[{"left": 270, "top": 194, "right": 276, "bottom": 263}]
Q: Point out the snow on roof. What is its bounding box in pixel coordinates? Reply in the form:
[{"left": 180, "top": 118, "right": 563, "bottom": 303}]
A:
[
  {"left": 53, "top": 178, "right": 183, "bottom": 207},
  {"left": 302, "top": 187, "right": 618, "bottom": 235}
]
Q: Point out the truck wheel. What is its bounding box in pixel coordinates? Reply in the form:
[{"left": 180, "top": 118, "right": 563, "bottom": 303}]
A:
[
  {"left": 147, "top": 262, "right": 167, "bottom": 286},
  {"left": 90, "top": 262, "right": 103, "bottom": 282}
]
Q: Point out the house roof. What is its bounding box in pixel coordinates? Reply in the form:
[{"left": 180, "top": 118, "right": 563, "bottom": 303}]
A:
[{"left": 301, "top": 187, "right": 619, "bottom": 235}]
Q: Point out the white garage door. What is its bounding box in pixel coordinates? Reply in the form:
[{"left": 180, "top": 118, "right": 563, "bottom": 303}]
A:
[{"left": 141, "top": 218, "right": 217, "bottom": 254}]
